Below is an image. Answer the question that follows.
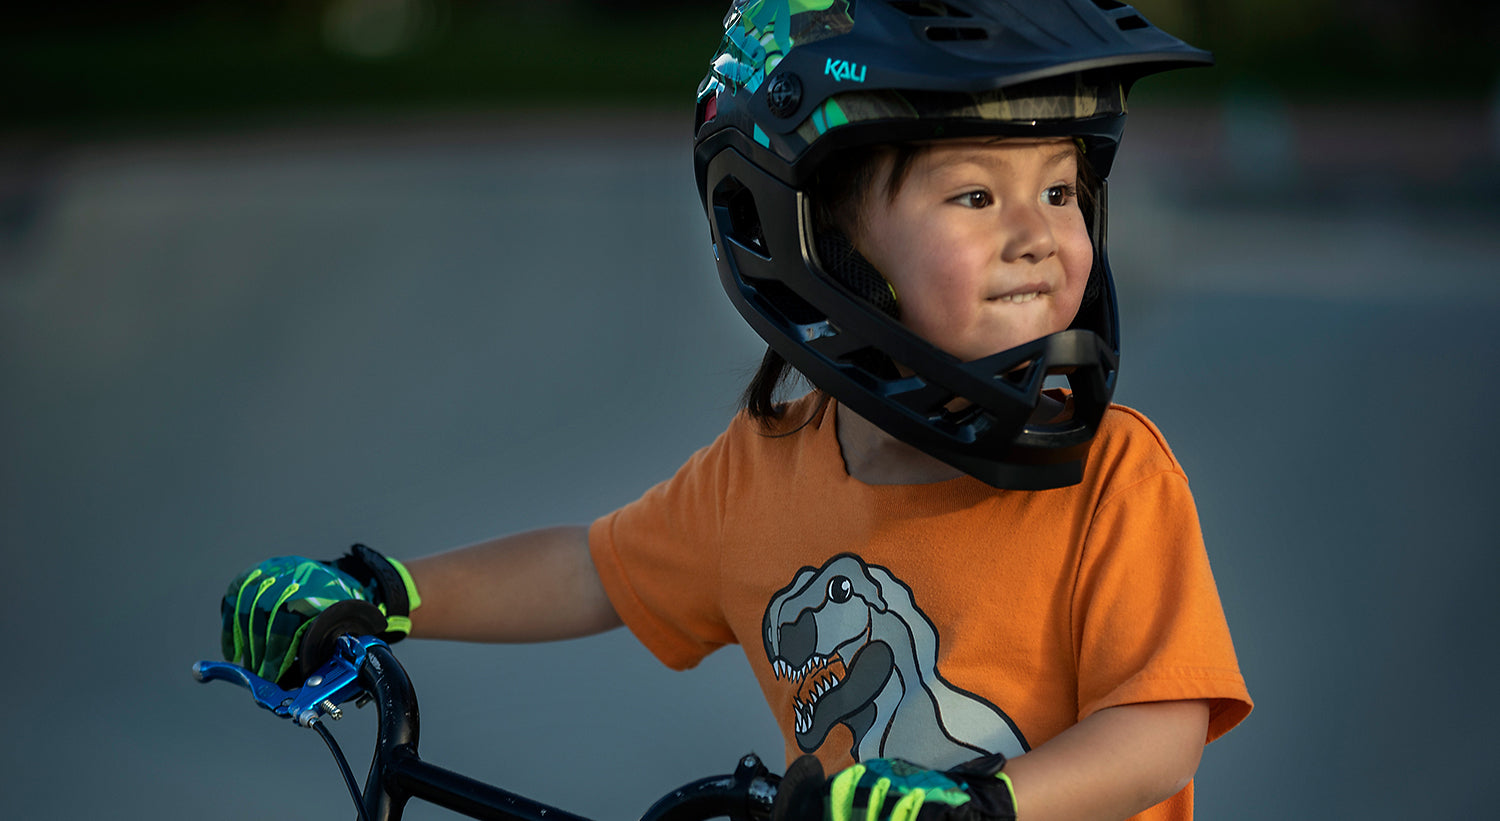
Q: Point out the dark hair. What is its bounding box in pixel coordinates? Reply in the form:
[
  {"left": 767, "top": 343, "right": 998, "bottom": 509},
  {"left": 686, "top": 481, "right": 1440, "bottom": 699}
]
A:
[{"left": 739, "top": 140, "right": 1097, "bottom": 424}]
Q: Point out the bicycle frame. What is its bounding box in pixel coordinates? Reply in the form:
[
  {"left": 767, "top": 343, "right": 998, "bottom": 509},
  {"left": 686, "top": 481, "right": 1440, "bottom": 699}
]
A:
[{"left": 194, "top": 636, "right": 780, "bottom": 821}]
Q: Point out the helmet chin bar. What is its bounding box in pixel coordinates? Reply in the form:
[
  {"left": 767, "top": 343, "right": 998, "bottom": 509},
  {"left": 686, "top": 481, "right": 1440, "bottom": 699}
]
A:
[{"left": 709, "top": 147, "right": 1117, "bottom": 490}]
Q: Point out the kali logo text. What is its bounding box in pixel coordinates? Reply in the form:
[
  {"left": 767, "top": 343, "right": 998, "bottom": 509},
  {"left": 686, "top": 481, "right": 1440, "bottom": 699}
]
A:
[{"left": 824, "top": 58, "right": 866, "bottom": 83}]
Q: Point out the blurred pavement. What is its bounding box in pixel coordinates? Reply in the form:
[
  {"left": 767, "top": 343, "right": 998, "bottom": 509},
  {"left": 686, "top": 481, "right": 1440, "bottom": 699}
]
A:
[{"left": 2, "top": 103, "right": 1497, "bottom": 818}]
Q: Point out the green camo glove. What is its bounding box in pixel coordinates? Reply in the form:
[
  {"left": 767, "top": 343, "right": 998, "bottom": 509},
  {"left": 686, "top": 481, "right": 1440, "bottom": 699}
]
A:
[
  {"left": 220, "top": 544, "right": 421, "bottom": 686},
  {"left": 822, "top": 755, "right": 1017, "bottom": 821}
]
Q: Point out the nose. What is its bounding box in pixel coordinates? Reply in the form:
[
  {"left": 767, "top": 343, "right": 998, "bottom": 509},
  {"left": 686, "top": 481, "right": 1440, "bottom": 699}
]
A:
[{"left": 998, "top": 199, "right": 1058, "bottom": 264}]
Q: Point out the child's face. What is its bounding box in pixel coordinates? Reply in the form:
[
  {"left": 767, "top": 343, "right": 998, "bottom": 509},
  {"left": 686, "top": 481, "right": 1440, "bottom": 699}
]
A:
[{"left": 854, "top": 138, "right": 1093, "bottom": 362}]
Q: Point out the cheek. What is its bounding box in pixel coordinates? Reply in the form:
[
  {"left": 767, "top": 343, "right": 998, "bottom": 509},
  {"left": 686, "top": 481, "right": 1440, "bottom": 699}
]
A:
[{"left": 1059, "top": 219, "right": 1095, "bottom": 301}]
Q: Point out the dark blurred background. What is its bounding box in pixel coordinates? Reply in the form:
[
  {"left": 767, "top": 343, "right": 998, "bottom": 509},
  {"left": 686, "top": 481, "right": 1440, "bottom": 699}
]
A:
[
  {"left": 4, "top": 0, "right": 1497, "bottom": 125},
  {"left": 3, "top": 2, "right": 1498, "bottom": 819}
]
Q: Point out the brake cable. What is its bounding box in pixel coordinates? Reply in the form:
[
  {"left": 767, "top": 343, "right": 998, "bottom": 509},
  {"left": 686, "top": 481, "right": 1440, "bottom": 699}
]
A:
[{"left": 310, "top": 717, "right": 375, "bottom": 821}]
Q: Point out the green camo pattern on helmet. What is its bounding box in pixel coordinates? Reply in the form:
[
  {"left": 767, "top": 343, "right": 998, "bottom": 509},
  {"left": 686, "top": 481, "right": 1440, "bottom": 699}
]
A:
[{"left": 700, "top": 0, "right": 853, "bottom": 102}]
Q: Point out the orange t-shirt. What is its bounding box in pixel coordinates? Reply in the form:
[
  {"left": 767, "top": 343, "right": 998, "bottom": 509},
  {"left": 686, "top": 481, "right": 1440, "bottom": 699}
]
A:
[{"left": 590, "top": 394, "right": 1251, "bottom": 819}]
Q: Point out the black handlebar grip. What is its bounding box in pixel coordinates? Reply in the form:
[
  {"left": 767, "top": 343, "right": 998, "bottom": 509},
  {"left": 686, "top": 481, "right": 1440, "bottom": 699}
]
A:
[{"left": 285, "top": 599, "right": 388, "bottom": 686}]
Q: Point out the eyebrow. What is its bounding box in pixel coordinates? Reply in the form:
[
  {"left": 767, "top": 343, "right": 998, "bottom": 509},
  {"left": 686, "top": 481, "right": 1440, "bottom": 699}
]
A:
[
  {"left": 983, "top": 137, "right": 1078, "bottom": 159},
  {"left": 940, "top": 142, "right": 1079, "bottom": 171},
  {"left": 1043, "top": 144, "right": 1080, "bottom": 165}
]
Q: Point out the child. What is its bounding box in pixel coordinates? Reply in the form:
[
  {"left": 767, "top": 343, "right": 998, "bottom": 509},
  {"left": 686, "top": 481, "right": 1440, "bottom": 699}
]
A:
[{"left": 221, "top": 2, "right": 1251, "bottom": 819}]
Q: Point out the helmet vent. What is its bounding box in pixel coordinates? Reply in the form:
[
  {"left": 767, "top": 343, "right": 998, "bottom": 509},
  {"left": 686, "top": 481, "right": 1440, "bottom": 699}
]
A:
[
  {"left": 999, "top": 359, "right": 1039, "bottom": 388},
  {"left": 925, "top": 26, "right": 988, "bottom": 41},
  {"left": 1087, "top": 0, "right": 1151, "bottom": 31},
  {"left": 888, "top": 1, "right": 972, "bottom": 18},
  {"left": 711, "top": 176, "right": 768, "bottom": 257}
]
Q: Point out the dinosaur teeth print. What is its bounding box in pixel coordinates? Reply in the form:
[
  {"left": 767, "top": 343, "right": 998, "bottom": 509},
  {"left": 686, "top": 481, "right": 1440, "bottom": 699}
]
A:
[
  {"left": 773, "top": 653, "right": 848, "bottom": 734},
  {"left": 794, "top": 700, "right": 815, "bottom": 734}
]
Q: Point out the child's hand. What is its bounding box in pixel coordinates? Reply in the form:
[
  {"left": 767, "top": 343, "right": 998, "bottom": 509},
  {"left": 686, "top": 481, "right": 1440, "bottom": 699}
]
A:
[
  {"left": 774, "top": 754, "right": 1017, "bottom": 821},
  {"left": 219, "top": 544, "right": 419, "bottom": 686}
]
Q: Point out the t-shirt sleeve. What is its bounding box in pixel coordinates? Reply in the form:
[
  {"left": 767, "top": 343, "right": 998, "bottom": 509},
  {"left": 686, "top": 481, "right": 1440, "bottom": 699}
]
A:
[
  {"left": 1072, "top": 467, "right": 1253, "bottom": 743},
  {"left": 589, "top": 425, "right": 739, "bottom": 671}
]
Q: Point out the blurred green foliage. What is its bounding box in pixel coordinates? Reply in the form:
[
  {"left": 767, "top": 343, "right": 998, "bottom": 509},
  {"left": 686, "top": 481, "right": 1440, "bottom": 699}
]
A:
[
  {"left": 2, "top": 1, "right": 723, "bottom": 132},
  {"left": 3, "top": 0, "right": 1496, "bottom": 132}
]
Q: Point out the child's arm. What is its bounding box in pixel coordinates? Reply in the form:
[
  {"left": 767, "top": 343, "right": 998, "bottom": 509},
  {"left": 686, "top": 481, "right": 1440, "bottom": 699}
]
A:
[
  {"left": 403, "top": 525, "right": 622, "bottom": 643},
  {"left": 1002, "top": 699, "right": 1210, "bottom": 821}
]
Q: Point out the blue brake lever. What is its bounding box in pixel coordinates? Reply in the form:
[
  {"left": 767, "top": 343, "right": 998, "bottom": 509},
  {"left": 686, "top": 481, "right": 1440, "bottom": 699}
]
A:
[{"left": 193, "top": 634, "right": 386, "bottom": 727}]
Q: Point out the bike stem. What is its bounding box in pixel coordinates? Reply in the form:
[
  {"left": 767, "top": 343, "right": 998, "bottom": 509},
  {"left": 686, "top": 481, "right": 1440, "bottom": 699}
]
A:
[{"left": 358, "top": 642, "right": 597, "bottom": 821}]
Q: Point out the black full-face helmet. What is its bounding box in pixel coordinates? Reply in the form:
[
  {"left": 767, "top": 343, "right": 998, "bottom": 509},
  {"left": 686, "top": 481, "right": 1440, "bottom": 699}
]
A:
[{"left": 693, "top": 0, "right": 1211, "bottom": 490}]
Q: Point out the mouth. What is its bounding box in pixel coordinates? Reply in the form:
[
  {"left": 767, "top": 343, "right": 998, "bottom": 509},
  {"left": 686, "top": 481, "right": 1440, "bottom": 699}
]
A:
[
  {"left": 988, "top": 283, "right": 1052, "bottom": 304},
  {"left": 773, "top": 654, "right": 848, "bottom": 735}
]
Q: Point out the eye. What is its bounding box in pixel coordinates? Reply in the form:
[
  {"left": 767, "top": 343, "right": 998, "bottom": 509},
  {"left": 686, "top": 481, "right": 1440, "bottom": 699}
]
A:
[
  {"left": 827, "top": 576, "right": 853, "bottom": 604},
  {"left": 953, "top": 190, "right": 992, "bottom": 209},
  {"left": 1044, "top": 184, "right": 1078, "bottom": 207}
]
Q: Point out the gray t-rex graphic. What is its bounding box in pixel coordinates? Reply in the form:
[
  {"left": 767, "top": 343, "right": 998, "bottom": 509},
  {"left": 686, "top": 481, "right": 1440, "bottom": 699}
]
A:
[{"left": 762, "top": 554, "right": 1028, "bottom": 768}]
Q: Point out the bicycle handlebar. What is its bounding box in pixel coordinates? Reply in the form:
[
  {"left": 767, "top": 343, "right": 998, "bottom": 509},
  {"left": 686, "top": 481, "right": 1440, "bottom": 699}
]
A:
[{"left": 194, "top": 635, "right": 782, "bottom": 821}]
